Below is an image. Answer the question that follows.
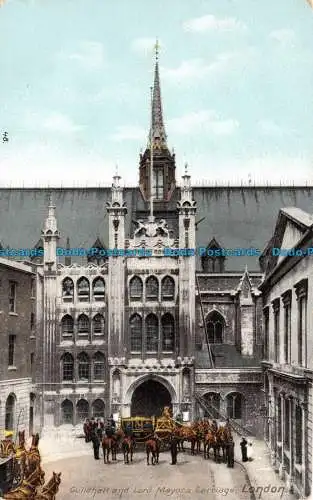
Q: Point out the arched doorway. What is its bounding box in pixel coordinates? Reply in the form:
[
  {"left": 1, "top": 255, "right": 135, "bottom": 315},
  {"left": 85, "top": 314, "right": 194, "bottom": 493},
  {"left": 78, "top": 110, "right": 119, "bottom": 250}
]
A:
[{"left": 131, "top": 380, "right": 172, "bottom": 417}]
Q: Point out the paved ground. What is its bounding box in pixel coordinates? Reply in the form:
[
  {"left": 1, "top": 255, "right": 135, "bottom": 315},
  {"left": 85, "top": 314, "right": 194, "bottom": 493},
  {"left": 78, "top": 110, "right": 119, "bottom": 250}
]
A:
[{"left": 41, "top": 445, "right": 290, "bottom": 500}]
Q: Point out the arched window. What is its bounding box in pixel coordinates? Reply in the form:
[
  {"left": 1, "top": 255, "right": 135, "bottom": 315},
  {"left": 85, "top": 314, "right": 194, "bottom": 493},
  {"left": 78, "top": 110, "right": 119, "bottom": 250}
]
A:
[
  {"left": 206, "top": 311, "right": 224, "bottom": 343},
  {"left": 92, "top": 278, "right": 105, "bottom": 301},
  {"left": 203, "top": 393, "right": 220, "bottom": 419},
  {"left": 146, "top": 314, "right": 158, "bottom": 352},
  {"left": 77, "top": 277, "right": 90, "bottom": 302},
  {"left": 161, "top": 276, "right": 175, "bottom": 301},
  {"left": 152, "top": 169, "right": 164, "bottom": 199},
  {"left": 61, "top": 399, "right": 73, "bottom": 424},
  {"left": 161, "top": 313, "right": 174, "bottom": 351},
  {"left": 129, "top": 276, "right": 143, "bottom": 301},
  {"left": 5, "top": 394, "right": 16, "bottom": 431},
  {"left": 130, "top": 314, "right": 142, "bottom": 352},
  {"left": 77, "top": 352, "right": 90, "bottom": 381},
  {"left": 61, "top": 315, "right": 74, "bottom": 338},
  {"left": 92, "top": 314, "right": 104, "bottom": 336},
  {"left": 226, "top": 392, "right": 243, "bottom": 419},
  {"left": 76, "top": 399, "right": 89, "bottom": 422},
  {"left": 62, "top": 278, "right": 74, "bottom": 302},
  {"left": 61, "top": 353, "right": 74, "bottom": 381},
  {"left": 93, "top": 352, "right": 105, "bottom": 380},
  {"left": 146, "top": 276, "right": 159, "bottom": 301},
  {"left": 92, "top": 399, "right": 105, "bottom": 419},
  {"left": 77, "top": 314, "right": 90, "bottom": 335}
]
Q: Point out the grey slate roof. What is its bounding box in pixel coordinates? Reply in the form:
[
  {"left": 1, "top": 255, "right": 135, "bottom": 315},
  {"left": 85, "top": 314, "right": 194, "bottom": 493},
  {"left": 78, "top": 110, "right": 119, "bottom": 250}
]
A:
[
  {"left": 196, "top": 344, "right": 260, "bottom": 369},
  {"left": 1, "top": 186, "right": 313, "bottom": 271}
]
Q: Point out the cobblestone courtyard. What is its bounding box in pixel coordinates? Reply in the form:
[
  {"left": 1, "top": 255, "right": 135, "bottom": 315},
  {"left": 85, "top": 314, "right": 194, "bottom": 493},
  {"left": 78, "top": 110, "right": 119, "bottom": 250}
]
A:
[{"left": 42, "top": 448, "right": 289, "bottom": 500}]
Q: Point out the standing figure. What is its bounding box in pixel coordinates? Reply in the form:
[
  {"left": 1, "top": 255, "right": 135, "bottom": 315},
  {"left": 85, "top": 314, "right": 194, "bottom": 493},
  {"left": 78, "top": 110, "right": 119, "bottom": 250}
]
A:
[
  {"left": 240, "top": 437, "right": 248, "bottom": 462},
  {"left": 83, "top": 419, "right": 90, "bottom": 443},
  {"left": 90, "top": 431, "right": 100, "bottom": 460},
  {"left": 226, "top": 437, "right": 234, "bottom": 468},
  {"left": 170, "top": 435, "right": 178, "bottom": 465},
  {"left": 109, "top": 414, "right": 116, "bottom": 430}
]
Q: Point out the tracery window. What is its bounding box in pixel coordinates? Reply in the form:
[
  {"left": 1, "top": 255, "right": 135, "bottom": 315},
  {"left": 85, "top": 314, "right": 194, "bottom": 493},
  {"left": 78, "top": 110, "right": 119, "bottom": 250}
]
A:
[
  {"left": 130, "top": 314, "right": 142, "bottom": 352},
  {"left": 93, "top": 314, "right": 104, "bottom": 336},
  {"left": 62, "top": 353, "right": 74, "bottom": 381},
  {"left": 78, "top": 352, "right": 90, "bottom": 381},
  {"left": 61, "top": 315, "right": 74, "bottom": 338},
  {"left": 78, "top": 314, "right": 89, "bottom": 335},
  {"left": 77, "top": 277, "right": 90, "bottom": 302},
  {"left": 129, "top": 276, "right": 143, "bottom": 301},
  {"left": 92, "top": 278, "right": 105, "bottom": 301},
  {"left": 93, "top": 352, "right": 105, "bottom": 380},
  {"left": 206, "top": 311, "right": 224, "bottom": 343},
  {"left": 162, "top": 313, "right": 174, "bottom": 351},
  {"left": 62, "top": 278, "right": 74, "bottom": 302},
  {"left": 146, "top": 276, "right": 159, "bottom": 301},
  {"left": 146, "top": 314, "right": 158, "bottom": 352},
  {"left": 161, "top": 276, "right": 174, "bottom": 301},
  {"left": 226, "top": 392, "right": 242, "bottom": 419}
]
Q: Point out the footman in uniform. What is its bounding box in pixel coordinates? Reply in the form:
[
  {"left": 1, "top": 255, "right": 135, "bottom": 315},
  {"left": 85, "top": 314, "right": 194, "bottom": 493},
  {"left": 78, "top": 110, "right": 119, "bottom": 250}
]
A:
[
  {"left": 170, "top": 435, "right": 178, "bottom": 465},
  {"left": 90, "top": 431, "right": 100, "bottom": 460}
]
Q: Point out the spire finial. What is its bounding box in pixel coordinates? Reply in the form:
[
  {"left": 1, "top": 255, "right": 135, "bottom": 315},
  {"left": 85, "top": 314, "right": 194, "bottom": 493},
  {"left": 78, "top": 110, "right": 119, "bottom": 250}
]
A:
[
  {"left": 115, "top": 164, "right": 119, "bottom": 177},
  {"left": 185, "top": 162, "right": 188, "bottom": 175},
  {"left": 155, "top": 38, "right": 159, "bottom": 61}
]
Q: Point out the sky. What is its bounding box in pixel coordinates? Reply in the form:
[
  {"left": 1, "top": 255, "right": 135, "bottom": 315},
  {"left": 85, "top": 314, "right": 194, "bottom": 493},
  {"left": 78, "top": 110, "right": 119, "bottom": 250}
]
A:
[{"left": 0, "top": 0, "right": 313, "bottom": 187}]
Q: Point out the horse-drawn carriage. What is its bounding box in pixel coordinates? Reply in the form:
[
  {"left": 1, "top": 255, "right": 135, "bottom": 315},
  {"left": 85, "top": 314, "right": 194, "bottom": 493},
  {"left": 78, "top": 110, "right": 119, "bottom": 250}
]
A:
[{"left": 120, "top": 417, "right": 156, "bottom": 443}]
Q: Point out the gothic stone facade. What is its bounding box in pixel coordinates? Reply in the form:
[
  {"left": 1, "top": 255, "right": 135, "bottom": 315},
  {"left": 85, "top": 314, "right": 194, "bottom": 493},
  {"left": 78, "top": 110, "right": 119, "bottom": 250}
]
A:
[
  {"left": 260, "top": 207, "right": 313, "bottom": 498},
  {"left": 0, "top": 258, "right": 37, "bottom": 440}
]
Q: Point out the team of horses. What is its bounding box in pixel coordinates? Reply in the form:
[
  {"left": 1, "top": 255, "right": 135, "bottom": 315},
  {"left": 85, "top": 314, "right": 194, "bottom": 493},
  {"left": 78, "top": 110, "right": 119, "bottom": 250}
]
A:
[
  {"left": 0, "top": 431, "right": 61, "bottom": 499},
  {"left": 86, "top": 418, "right": 233, "bottom": 466}
]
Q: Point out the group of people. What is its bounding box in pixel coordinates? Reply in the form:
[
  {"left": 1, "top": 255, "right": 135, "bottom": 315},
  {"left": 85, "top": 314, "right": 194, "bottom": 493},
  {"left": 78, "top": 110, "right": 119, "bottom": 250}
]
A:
[{"left": 83, "top": 415, "right": 116, "bottom": 460}]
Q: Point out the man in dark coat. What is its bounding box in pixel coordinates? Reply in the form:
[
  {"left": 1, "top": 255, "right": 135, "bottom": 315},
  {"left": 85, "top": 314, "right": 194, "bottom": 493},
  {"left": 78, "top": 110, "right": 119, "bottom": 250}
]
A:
[
  {"left": 240, "top": 437, "right": 248, "bottom": 462},
  {"left": 83, "top": 418, "right": 90, "bottom": 443},
  {"left": 109, "top": 414, "right": 116, "bottom": 429},
  {"left": 170, "top": 435, "right": 178, "bottom": 465},
  {"left": 90, "top": 431, "right": 100, "bottom": 460},
  {"left": 227, "top": 437, "right": 234, "bottom": 468}
]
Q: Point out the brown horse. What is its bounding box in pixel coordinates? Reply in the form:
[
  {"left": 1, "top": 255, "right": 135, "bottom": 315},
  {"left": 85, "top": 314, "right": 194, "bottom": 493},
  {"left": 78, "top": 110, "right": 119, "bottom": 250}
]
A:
[
  {"left": 3, "top": 464, "right": 45, "bottom": 499},
  {"left": 34, "top": 471, "right": 61, "bottom": 500},
  {"left": 145, "top": 439, "right": 159, "bottom": 465},
  {"left": 121, "top": 437, "right": 133, "bottom": 464},
  {"left": 27, "top": 434, "right": 41, "bottom": 475},
  {"left": 216, "top": 426, "right": 231, "bottom": 463},
  {"left": 101, "top": 437, "right": 114, "bottom": 464},
  {"left": 203, "top": 430, "right": 218, "bottom": 461}
]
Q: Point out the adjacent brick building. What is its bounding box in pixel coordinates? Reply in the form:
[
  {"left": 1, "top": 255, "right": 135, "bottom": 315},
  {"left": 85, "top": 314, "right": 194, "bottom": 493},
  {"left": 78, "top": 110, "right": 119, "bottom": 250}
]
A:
[
  {"left": 0, "top": 258, "right": 37, "bottom": 440},
  {"left": 260, "top": 207, "right": 313, "bottom": 497}
]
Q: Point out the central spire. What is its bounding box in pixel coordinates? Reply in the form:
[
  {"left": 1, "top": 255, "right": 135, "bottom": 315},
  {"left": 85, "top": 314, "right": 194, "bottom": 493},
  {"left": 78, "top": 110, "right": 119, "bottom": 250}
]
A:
[{"left": 148, "top": 39, "right": 167, "bottom": 150}]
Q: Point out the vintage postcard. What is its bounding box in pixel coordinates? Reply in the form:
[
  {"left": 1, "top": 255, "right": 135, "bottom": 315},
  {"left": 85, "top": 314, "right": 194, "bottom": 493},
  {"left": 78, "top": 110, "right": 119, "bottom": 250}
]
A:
[{"left": 0, "top": 1, "right": 312, "bottom": 499}]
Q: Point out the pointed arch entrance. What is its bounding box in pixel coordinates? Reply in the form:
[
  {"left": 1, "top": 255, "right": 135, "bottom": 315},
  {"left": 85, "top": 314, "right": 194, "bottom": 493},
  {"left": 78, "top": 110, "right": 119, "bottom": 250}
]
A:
[{"left": 125, "top": 375, "right": 176, "bottom": 417}]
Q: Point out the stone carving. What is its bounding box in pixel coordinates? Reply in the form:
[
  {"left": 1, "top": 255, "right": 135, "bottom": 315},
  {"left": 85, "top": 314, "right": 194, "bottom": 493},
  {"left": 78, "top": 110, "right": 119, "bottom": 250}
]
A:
[
  {"left": 133, "top": 218, "right": 169, "bottom": 238},
  {"left": 112, "top": 371, "right": 121, "bottom": 402}
]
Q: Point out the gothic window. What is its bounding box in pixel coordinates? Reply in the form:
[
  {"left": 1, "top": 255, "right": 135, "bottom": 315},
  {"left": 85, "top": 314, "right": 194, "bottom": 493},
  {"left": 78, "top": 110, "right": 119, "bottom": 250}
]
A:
[
  {"left": 62, "top": 278, "right": 74, "bottom": 302},
  {"left": 152, "top": 169, "right": 164, "bottom": 200},
  {"left": 77, "top": 314, "right": 89, "bottom": 335},
  {"left": 226, "top": 392, "right": 243, "bottom": 419},
  {"left": 146, "top": 314, "right": 158, "bottom": 352},
  {"left": 5, "top": 393, "right": 16, "bottom": 431},
  {"left": 61, "top": 399, "right": 73, "bottom": 424},
  {"left": 295, "top": 405, "right": 303, "bottom": 464},
  {"left": 161, "top": 313, "right": 174, "bottom": 351},
  {"left": 92, "top": 399, "right": 105, "bottom": 419},
  {"left": 203, "top": 393, "right": 220, "bottom": 419},
  {"left": 93, "top": 352, "right": 105, "bottom": 380},
  {"left": 130, "top": 314, "right": 142, "bottom": 352},
  {"left": 206, "top": 311, "right": 224, "bottom": 343},
  {"left": 77, "top": 277, "right": 90, "bottom": 302},
  {"left": 61, "top": 315, "right": 74, "bottom": 338},
  {"left": 298, "top": 296, "right": 306, "bottom": 366},
  {"left": 61, "top": 353, "right": 74, "bottom": 381},
  {"left": 76, "top": 399, "right": 89, "bottom": 422},
  {"left": 77, "top": 352, "right": 90, "bottom": 381},
  {"left": 161, "top": 276, "right": 175, "bottom": 301},
  {"left": 146, "top": 276, "right": 159, "bottom": 301},
  {"left": 92, "top": 314, "right": 104, "bottom": 336},
  {"left": 129, "top": 276, "right": 143, "bottom": 301},
  {"left": 92, "top": 278, "right": 105, "bottom": 301}
]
